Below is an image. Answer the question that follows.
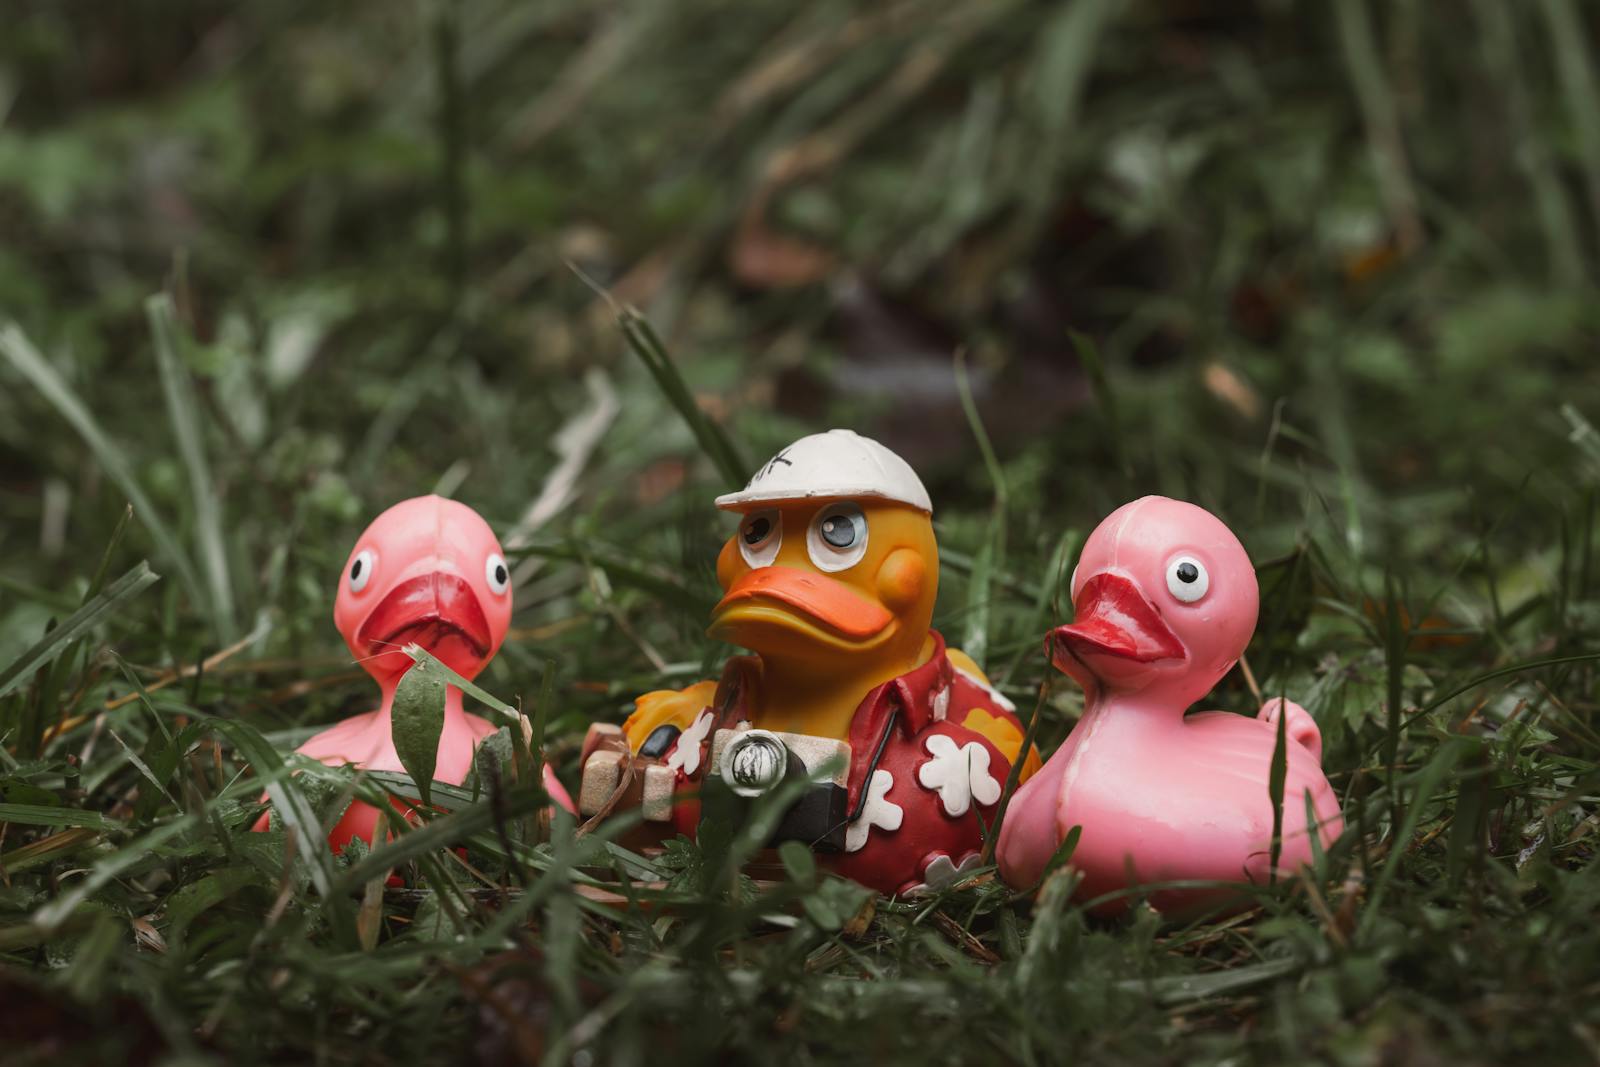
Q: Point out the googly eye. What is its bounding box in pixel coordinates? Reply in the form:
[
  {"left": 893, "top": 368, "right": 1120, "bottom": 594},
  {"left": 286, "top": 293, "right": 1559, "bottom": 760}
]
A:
[
  {"left": 738, "top": 509, "right": 781, "bottom": 568},
  {"left": 1166, "top": 555, "right": 1209, "bottom": 603},
  {"left": 348, "top": 549, "right": 377, "bottom": 593},
  {"left": 806, "top": 503, "right": 868, "bottom": 572},
  {"left": 485, "top": 553, "right": 510, "bottom": 595}
]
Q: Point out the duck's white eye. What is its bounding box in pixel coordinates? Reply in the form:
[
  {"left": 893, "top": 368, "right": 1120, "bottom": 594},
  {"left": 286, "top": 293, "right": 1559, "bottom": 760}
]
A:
[
  {"left": 1166, "top": 556, "right": 1209, "bottom": 603},
  {"left": 807, "top": 503, "right": 868, "bottom": 572},
  {"left": 348, "top": 549, "right": 377, "bottom": 593},
  {"left": 738, "top": 509, "right": 781, "bottom": 568},
  {"left": 485, "top": 553, "right": 511, "bottom": 595}
]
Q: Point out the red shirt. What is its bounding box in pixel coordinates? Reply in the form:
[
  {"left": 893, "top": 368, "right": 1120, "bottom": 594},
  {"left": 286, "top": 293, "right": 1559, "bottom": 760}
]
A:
[{"left": 662, "top": 631, "right": 1028, "bottom": 896}]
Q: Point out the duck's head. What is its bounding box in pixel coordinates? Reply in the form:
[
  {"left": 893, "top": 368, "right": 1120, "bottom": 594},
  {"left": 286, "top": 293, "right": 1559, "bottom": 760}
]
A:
[
  {"left": 1049, "top": 496, "right": 1257, "bottom": 702},
  {"left": 708, "top": 430, "right": 936, "bottom": 669},
  {"left": 334, "top": 495, "right": 513, "bottom": 684}
]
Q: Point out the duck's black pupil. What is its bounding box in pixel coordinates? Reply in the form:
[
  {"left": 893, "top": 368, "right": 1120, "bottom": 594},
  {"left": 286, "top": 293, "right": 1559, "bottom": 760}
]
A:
[
  {"left": 1176, "top": 562, "right": 1199, "bottom": 584},
  {"left": 743, "top": 517, "right": 771, "bottom": 545},
  {"left": 351, "top": 559, "right": 363, "bottom": 580},
  {"left": 495, "top": 564, "right": 508, "bottom": 585},
  {"left": 821, "top": 516, "right": 855, "bottom": 548}
]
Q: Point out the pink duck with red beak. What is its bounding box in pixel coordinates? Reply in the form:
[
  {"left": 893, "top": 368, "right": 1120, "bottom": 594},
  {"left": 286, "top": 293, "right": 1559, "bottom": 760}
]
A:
[
  {"left": 997, "top": 496, "right": 1342, "bottom": 915},
  {"left": 264, "top": 495, "right": 572, "bottom": 852}
]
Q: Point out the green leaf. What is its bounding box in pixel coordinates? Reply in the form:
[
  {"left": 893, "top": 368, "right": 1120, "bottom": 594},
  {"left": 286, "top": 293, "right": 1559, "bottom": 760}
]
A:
[
  {"left": 402, "top": 643, "right": 515, "bottom": 722},
  {"left": 0, "top": 562, "right": 160, "bottom": 701},
  {"left": 391, "top": 658, "right": 448, "bottom": 808},
  {"left": 0, "top": 803, "right": 123, "bottom": 830},
  {"left": 778, "top": 839, "right": 816, "bottom": 886}
]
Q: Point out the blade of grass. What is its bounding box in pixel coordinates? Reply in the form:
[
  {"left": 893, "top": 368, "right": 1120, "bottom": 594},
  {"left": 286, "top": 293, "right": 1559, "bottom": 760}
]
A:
[
  {"left": 1473, "top": 0, "right": 1586, "bottom": 284},
  {"left": 32, "top": 814, "right": 198, "bottom": 933},
  {"left": 1357, "top": 739, "right": 1465, "bottom": 940},
  {"left": 984, "top": 674, "right": 1054, "bottom": 866},
  {"left": 0, "top": 322, "right": 203, "bottom": 609},
  {"left": 0, "top": 562, "right": 160, "bottom": 701},
  {"left": 147, "top": 293, "right": 237, "bottom": 640},
  {"left": 0, "top": 804, "right": 124, "bottom": 831},
  {"left": 0, "top": 826, "right": 104, "bottom": 876},
  {"left": 954, "top": 348, "right": 1006, "bottom": 666},
  {"left": 86, "top": 503, "right": 134, "bottom": 601},
  {"left": 434, "top": 0, "right": 466, "bottom": 305},
  {"left": 1335, "top": 0, "right": 1424, "bottom": 251},
  {"left": 1267, "top": 697, "right": 1288, "bottom": 886},
  {"left": 209, "top": 719, "right": 344, "bottom": 916},
  {"left": 1540, "top": 0, "right": 1600, "bottom": 253},
  {"left": 569, "top": 262, "right": 748, "bottom": 489},
  {"left": 1378, "top": 652, "right": 1600, "bottom": 745},
  {"left": 331, "top": 784, "right": 548, "bottom": 894},
  {"left": 1383, "top": 570, "right": 1406, "bottom": 827},
  {"left": 998, "top": 527, "right": 1076, "bottom": 688},
  {"left": 529, "top": 657, "right": 554, "bottom": 805},
  {"left": 1070, "top": 329, "right": 1129, "bottom": 477}
]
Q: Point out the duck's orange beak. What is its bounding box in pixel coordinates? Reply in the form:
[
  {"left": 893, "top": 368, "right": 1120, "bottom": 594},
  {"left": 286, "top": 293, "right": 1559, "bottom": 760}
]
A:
[
  {"left": 1049, "top": 573, "right": 1183, "bottom": 680},
  {"left": 712, "top": 566, "right": 892, "bottom": 641},
  {"left": 357, "top": 572, "right": 492, "bottom": 673}
]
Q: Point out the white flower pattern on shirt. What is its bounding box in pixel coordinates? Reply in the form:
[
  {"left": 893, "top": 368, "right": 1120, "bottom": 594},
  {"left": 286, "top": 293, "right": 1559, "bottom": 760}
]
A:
[
  {"left": 917, "top": 733, "right": 1002, "bottom": 818},
  {"left": 666, "top": 710, "right": 714, "bottom": 777},
  {"left": 845, "top": 769, "right": 904, "bottom": 852},
  {"left": 909, "top": 850, "right": 985, "bottom": 895}
]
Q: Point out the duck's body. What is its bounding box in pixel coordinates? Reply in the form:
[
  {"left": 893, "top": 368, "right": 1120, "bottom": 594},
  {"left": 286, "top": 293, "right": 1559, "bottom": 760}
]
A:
[
  {"left": 997, "top": 496, "right": 1341, "bottom": 915},
  {"left": 1004, "top": 696, "right": 1341, "bottom": 912},
  {"left": 295, "top": 689, "right": 515, "bottom": 852},
  {"left": 591, "top": 430, "right": 1036, "bottom": 896},
  {"left": 260, "top": 495, "right": 572, "bottom": 852}
]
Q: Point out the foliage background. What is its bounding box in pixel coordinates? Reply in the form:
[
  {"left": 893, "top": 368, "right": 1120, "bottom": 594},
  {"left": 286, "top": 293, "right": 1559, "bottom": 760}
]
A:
[{"left": 2, "top": 1, "right": 1600, "bottom": 1064}]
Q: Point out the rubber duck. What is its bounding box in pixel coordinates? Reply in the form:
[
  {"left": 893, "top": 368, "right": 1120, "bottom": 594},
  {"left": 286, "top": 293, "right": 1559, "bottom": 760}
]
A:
[
  {"left": 263, "top": 495, "right": 572, "bottom": 852},
  {"left": 581, "top": 430, "right": 1039, "bottom": 896},
  {"left": 995, "top": 496, "right": 1341, "bottom": 915}
]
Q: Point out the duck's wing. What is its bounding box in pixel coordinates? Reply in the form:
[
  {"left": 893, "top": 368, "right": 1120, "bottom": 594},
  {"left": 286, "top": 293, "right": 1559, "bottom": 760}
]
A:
[{"left": 622, "top": 679, "right": 719, "bottom": 755}]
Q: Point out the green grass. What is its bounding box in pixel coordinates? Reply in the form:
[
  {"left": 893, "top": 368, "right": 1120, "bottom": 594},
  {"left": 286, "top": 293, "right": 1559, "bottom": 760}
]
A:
[{"left": 3, "top": 2, "right": 1600, "bottom": 1064}]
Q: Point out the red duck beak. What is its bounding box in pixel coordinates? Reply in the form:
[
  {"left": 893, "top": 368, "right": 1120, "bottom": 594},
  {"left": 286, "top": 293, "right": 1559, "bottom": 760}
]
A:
[
  {"left": 1048, "top": 573, "right": 1184, "bottom": 679},
  {"left": 357, "top": 572, "right": 492, "bottom": 669}
]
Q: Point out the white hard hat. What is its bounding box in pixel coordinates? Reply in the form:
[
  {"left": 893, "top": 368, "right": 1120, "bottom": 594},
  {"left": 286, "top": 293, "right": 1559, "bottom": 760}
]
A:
[{"left": 714, "top": 429, "right": 932, "bottom": 513}]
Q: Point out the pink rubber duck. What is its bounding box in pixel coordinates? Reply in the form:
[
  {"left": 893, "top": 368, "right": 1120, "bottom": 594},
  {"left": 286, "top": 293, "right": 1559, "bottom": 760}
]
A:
[
  {"left": 996, "top": 496, "right": 1342, "bottom": 915},
  {"left": 262, "top": 495, "right": 572, "bottom": 851}
]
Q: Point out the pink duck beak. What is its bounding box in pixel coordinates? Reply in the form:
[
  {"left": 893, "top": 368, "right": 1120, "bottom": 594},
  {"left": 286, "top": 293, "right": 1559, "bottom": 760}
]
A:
[
  {"left": 1048, "top": 573, "right": 1184, "bottom": 686},
  {"left": 356, "top": 571, "right": 492, "bottom": 676}
]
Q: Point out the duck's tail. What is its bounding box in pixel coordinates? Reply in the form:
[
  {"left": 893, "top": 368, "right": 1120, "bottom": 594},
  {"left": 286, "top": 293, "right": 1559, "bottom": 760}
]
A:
[{"left": 1257, "top": 698, "right": 1323, "bottom": 762}]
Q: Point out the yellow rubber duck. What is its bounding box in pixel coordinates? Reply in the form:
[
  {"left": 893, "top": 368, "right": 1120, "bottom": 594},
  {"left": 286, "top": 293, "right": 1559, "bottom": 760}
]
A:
[{"left": 596, "top": 429, "right": 1036, "bottom": 897}]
